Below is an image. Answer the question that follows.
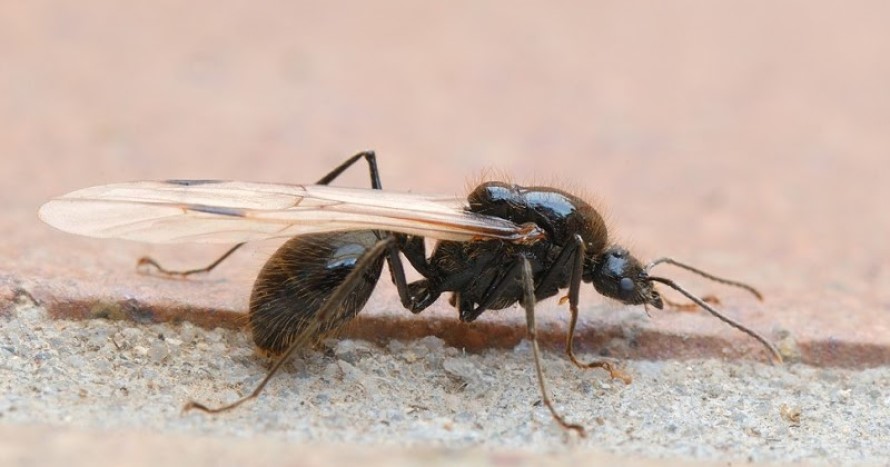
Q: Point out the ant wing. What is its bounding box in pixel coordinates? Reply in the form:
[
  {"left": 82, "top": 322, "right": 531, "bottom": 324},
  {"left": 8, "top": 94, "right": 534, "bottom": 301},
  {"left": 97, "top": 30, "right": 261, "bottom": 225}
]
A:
[{"left": 39, "top": 180, "right": 542, "bottom": 244}]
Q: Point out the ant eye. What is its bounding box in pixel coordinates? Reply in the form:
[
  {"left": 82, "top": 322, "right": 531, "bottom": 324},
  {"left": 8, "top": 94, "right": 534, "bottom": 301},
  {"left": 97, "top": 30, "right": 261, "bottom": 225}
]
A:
[{"left": 619, "top": 277, "right": 634, "bottom": 292}]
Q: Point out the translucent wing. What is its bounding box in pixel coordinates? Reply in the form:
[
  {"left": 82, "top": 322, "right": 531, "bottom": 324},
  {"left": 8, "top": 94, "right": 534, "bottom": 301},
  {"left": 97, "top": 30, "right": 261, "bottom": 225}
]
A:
[{"left": 39, "top": 180, "right": 542, "bottom": 243}]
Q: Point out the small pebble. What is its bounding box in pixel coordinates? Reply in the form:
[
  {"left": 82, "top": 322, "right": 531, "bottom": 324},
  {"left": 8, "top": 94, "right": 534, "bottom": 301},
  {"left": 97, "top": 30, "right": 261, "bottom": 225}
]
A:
[
  {"left": 334, "top": 339, "right": 373, "bottom": 364},
  {"left": 120, "top": 328, "right": 143, "bottom": 341},
  {"left": 443, "top": 357, "right": 478, "bottom": 382},
  {"left": 148, "top": 342, "right": 169, "bottom": 363}
]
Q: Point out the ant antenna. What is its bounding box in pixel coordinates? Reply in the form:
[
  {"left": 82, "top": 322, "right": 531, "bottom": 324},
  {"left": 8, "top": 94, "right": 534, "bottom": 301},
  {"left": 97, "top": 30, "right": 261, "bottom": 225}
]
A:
[
  {"left": 647, "top": 275, "right": 783, "bottom": 364},
  {"left": 645, "top": 257, "right": 763, "bottom": 300}
]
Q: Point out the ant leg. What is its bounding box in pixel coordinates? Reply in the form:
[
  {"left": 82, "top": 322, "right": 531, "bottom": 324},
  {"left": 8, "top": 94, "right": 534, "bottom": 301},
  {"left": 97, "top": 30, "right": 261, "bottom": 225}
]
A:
[
  {"left": 563, "top": 235, "right": 632, "bottom": 384},
  {"left": 517, "top": 257, "right": 585, "bottom": 436},
  {"left": 661, "top": 294, "right": 721, "bottom": 311},
  {"left": 315, "top": 150, "right": 381, "bottom": 189},
  {"left": 394, "top": 235, "right": 435, "bottom": 277},
  {"left": 137, "top": 243, "right": 245, "bottom": 277},
  {"left": 320, "top": 152, "right": 439, "bottom": 312},
  {"left": 384, "top": 235, "right": 440, "bottom": 313},
  {"left": 141, "top": 151, "right": 381, "bottom": 277},
  {"left": 183, "top": 236, "right": 394, "bottom": 414},
  {"left": 533, "top": 234, "right": 582, "bottom": 301},
  {"left": 458, "top": 255, "right": 514, "bottom": 322}
]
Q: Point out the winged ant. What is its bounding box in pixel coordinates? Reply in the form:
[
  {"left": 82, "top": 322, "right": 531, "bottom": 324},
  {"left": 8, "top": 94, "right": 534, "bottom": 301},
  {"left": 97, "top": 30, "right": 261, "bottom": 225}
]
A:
[{"left": 39, "top": 151, "right": 781, "bottom": 436}]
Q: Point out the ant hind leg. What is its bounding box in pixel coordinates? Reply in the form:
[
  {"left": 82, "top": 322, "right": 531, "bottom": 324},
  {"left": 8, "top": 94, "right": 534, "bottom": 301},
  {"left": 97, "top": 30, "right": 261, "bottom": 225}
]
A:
[{"left": 183, "top": 236, "right": 394, "bottom": 414}]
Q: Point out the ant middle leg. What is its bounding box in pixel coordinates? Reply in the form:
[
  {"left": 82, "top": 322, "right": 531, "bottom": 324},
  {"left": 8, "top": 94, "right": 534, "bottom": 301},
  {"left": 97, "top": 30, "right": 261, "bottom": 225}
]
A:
[
  {"left": 516, "top": 257, "right": 586, "bottom": 436},
  {"left": 139, "top": 150, "right": 382, "bottom": 277}
]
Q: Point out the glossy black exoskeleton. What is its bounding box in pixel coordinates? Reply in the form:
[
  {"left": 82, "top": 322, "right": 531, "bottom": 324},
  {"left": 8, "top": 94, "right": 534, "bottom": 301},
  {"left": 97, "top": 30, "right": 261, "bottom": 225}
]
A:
[{"left": 402, "top": 182, "right": 663, "bottom": 322}]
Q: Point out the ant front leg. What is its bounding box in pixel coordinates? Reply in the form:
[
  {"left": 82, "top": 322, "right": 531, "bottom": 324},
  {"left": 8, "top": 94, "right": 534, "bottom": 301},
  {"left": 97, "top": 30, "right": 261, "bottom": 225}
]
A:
[
  {"left": 562, "top": 236, "right": 632, "bottom": 384},
  {"left": 662, "top": 294, "right": 721, "bottom": 312},
  {"left": 139, "top": 150, "right": 381, "bottom": 277}
]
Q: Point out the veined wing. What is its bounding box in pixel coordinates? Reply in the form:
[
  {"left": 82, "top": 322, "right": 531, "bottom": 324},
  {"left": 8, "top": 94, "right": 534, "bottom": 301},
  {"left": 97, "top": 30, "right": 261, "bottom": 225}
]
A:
[{"left": 39, "top": 180, "right": 543, "bottom": 243}]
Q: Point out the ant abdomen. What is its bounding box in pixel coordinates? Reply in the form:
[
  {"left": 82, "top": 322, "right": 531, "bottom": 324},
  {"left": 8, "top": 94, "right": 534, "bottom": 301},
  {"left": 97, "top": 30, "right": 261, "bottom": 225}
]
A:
[{"left": 248, "top": 230, "right": 385, "bottom": 354}]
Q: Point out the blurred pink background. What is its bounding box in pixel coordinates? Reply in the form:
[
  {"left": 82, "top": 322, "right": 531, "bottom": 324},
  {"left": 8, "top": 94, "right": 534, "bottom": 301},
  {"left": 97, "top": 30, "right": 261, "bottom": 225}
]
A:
[{"left": 2, "top": 1, "right": 889, "bottom": 363}]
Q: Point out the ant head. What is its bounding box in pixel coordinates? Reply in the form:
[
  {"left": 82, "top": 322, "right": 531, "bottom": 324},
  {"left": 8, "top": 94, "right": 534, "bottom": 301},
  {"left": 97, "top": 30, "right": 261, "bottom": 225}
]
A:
[
  {"left": 587, "top": 246, "right": 663, "bottom": 309},
  {"left": 587, "top": 251, "right": 782, "bottom": 364}
]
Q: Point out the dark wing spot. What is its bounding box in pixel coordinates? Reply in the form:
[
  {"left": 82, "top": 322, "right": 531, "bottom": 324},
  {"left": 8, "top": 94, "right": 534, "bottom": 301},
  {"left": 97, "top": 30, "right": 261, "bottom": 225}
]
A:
[
  {"left": 189, "top": 205, "right": 246, "bottom": 217},
  {"left": 164, "top": 179, "right": 223, "bottom": 186}
]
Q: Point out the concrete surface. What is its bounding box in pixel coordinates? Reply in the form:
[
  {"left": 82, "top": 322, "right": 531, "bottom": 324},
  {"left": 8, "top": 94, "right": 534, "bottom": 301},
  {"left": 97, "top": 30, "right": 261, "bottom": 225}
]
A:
[
  {"left": 2, "top": 0, "right": 890, "bottom": 465},
  {"left": 2, "top": 301, "right": 889, "bottom": 465}
]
